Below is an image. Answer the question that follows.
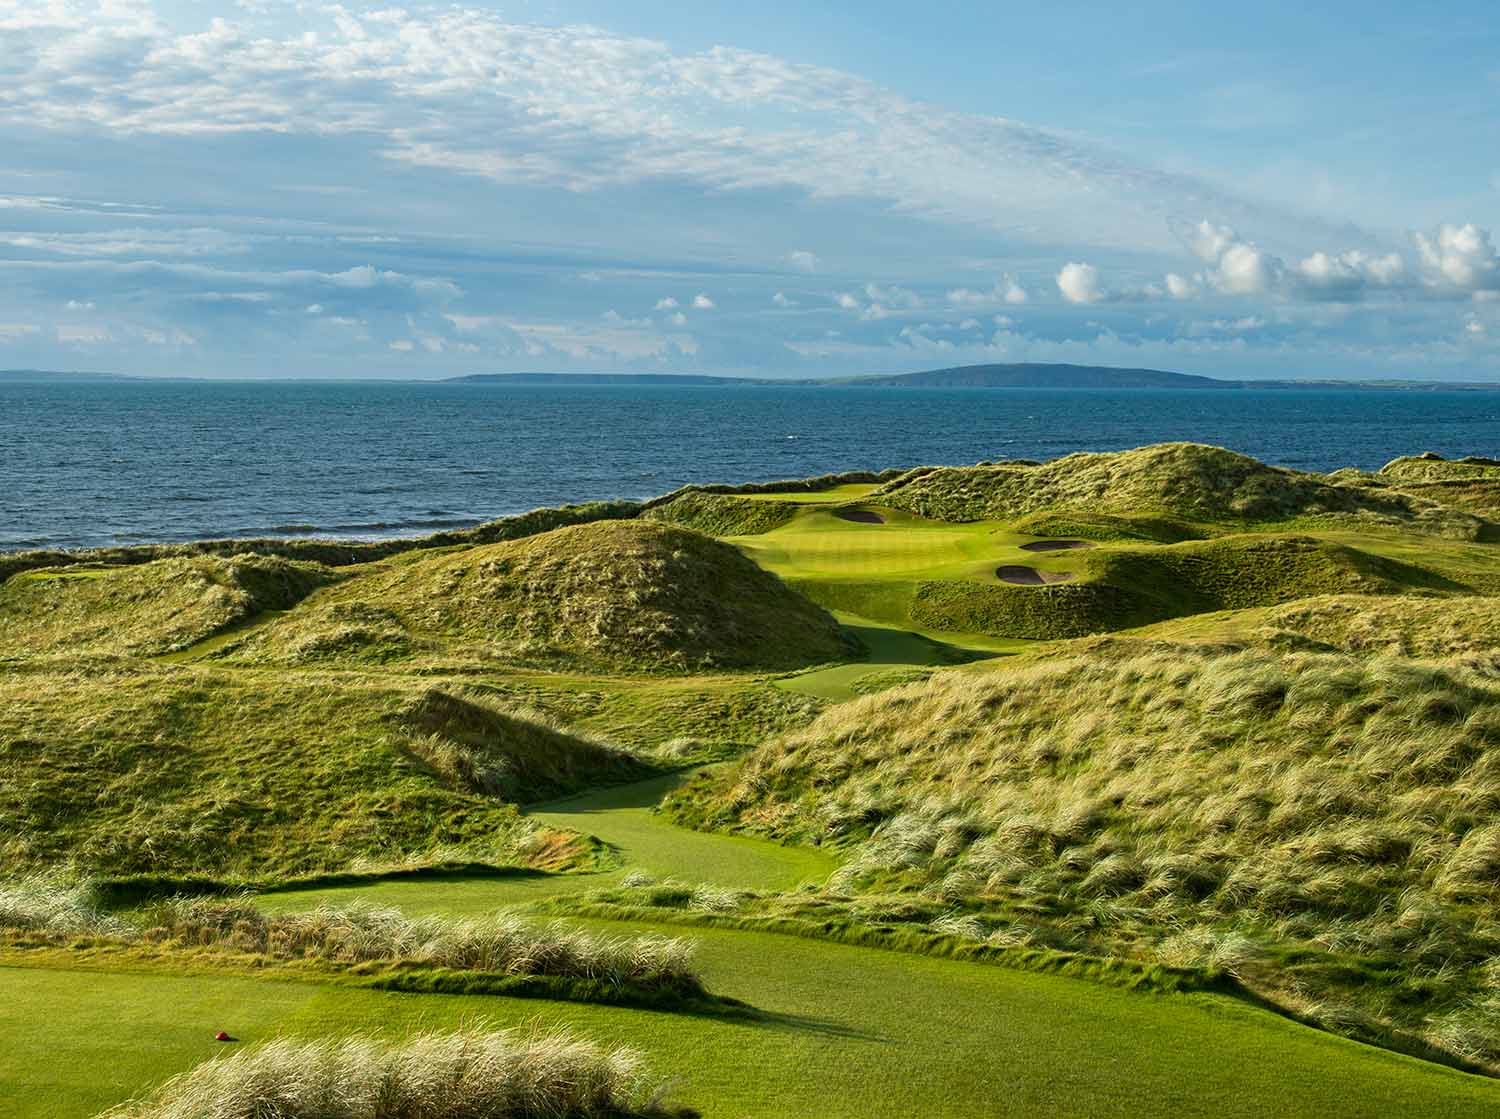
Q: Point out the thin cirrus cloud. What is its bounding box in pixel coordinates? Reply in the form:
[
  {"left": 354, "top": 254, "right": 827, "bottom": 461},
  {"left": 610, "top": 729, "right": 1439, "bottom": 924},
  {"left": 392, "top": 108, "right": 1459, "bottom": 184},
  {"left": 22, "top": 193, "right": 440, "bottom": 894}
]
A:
[{"left": 0, "top": 1, "right": 1493, "bottom": 377}]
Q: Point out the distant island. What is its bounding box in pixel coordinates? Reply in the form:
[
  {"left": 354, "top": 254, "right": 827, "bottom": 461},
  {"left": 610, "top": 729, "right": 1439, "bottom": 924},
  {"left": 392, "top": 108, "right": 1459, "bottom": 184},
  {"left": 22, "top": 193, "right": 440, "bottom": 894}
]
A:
[
  {"left": 7, "top": 363, "right": 1500, "bottom": 390},
  {"left": 447, "top": 363, "right": 1500, "bottom": 391}
]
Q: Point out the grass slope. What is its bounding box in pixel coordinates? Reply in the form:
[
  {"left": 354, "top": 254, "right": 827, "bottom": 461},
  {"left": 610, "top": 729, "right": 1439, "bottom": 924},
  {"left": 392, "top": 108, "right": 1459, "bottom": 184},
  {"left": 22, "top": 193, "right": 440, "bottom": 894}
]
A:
[
  {"left": 0, "top": 555, "right": 335, "bottom": 659},
  {"left": 667, "top": 647, "right": 1500, "bottom": 1066},
  {"left": 0, "top": 663, "right": 651, "bottom": 878},
  {"left": 226, "top": 521, "right": 847, "bottom": 674}
]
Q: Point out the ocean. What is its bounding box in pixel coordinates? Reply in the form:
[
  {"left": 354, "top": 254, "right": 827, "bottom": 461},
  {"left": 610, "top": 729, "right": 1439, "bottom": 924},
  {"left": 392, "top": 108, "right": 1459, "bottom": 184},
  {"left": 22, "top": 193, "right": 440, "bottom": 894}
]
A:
[{"left": 5, "top": 379, "right": 1500, "bottom": 551}]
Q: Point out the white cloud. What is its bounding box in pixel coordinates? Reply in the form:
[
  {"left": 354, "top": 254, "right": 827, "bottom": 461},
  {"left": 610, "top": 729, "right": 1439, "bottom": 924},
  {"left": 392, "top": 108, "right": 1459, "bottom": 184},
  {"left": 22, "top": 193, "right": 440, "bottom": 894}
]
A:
[
  {"left": 0, "top": 1, "right": 1307, "bottom": 258},
  {"left": 834, "top": 292, "right": 860, "bottom": 310},
  {"left": 1416, "top": 224, "right": 1499, "bottom": 292},
  {"left": 57, "top": 323, "right": 110, "bottom": 344},
  {"left": 668, "top": 311, "right": 688, "bottom": 326},
  {"left": 654, "top": 297, "right": 679, "bottom": 310},
  {"left": 772, "top": 291, "right": 797, "bottom": 307},
  {"left": 1466, "top": 317, "right": 1487, "bottom": 336},
  {"left": 959, "top": 317, "right": 980, "bottom": 330},
  {"left": 388, "top": 339, "right": 414, "bottom": 351},
  {"left": 65, "top": 299, "right": 96, "bottom": 310},
  {"left": 304, "top": 303, "right": 323, "bottom": 314},
  {"left": 1057, "top": 262, "right": 1103, "bottom": 304},
  {"left": 788, "top": 250, "right": 819, "bottom": 272},
  {"left": 0, "top": 322, "right": 40, "bottom": 340},
  {"left": 1165, "top": 273, "right": 1197, "bottom": 300},
  {"left": 947, "top": 275, "right": 1026, "bottom": 306},
  {"left": 864, "top": 282, "right": 921, "bottom": 308},
  {"left": 692, "top": 293, "right": 715, "bottom": 309}
]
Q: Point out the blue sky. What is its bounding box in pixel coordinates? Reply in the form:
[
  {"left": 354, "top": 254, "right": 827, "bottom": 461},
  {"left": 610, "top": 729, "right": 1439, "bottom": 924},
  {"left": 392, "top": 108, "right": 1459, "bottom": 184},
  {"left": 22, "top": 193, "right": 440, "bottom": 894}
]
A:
[{"left": 0, "top": 1, "right": 1497, "bottom": 379}]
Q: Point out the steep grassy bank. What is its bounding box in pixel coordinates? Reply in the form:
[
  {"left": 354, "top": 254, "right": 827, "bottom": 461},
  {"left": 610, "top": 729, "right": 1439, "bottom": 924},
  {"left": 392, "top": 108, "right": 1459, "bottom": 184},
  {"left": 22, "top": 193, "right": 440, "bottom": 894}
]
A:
[{"left": 665, "top": 647, "right": 1500, "bottom": 1065}]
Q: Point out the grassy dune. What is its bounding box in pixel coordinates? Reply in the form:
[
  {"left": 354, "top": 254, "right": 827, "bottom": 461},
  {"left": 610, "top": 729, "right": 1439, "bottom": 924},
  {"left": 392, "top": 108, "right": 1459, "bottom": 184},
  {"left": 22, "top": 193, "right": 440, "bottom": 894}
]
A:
[
  {"left": 222, "top": 521, "right": 848, "bottom": 674},
  {"left": 870, "top": 443, "right": 1492, "bottom": 539},
  {"left": 666, "top": 647, "right": 1500, "bottom": 1065}
]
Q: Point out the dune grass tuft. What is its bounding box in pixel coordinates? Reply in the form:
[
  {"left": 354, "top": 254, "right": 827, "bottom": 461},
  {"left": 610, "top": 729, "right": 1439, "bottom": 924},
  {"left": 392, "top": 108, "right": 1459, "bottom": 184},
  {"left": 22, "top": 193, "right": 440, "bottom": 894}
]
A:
[{"left": 100, "top": 1027, "right": 687, "bottom": 1119}]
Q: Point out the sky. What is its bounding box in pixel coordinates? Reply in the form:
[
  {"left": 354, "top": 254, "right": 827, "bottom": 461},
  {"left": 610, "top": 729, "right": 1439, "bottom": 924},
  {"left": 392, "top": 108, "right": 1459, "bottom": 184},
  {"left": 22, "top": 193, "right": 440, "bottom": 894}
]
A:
[{"left": 0, "top": 1, "right": 1498, "bottom": 380}]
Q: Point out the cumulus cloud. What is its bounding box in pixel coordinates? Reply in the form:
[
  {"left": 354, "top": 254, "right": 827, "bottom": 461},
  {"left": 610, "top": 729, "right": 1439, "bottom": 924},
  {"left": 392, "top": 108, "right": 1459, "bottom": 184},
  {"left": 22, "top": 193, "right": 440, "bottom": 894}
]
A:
[
  {"left": 772, "top": 291, "right": 797, "bottom": 307},
  {"left": 692, "top": 293, "right": 715, "bottom": 309},
  {"left": 833, "top": 292, "right": 860, "bottom": 310},
  {"left": 1416, "top": 224, "right": 1499, "bottom": 292},
  {"left": 654, "top": 297, "right": 679, "bottom": 309},
  {"left": 668, "top": 311, "right": 687, "bottom": 326},
  {"left": 788, "top": 250, "right": 819, "bottom": 272},
  {"left": 0, "top": 322, "right": 40, "bottom": 340},
  {"left": 864, "top": 282, "right": 922, "bottom": 308},
  {"left": 1057, "top": 262, "right": 1104, "bottom": 304}
]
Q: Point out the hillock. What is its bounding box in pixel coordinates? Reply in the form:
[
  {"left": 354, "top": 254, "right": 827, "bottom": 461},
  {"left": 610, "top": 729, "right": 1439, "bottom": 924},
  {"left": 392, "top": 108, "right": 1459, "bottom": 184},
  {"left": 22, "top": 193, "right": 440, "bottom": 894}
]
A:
[{"left": 229, "top": 520, "right": 848, "bottom": 673}]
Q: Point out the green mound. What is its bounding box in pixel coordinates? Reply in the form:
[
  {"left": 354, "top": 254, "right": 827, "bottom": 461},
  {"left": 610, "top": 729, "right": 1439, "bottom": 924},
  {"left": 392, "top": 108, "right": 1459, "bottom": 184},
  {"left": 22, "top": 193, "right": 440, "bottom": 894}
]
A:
[
  {"left": 875, "top": 535, "right": 1461, "bottom": 642},
  {"left": 232, "top": 520, "right": 848, "bottom": 673},
  {"left": 668, "top": 648, "right": 1500, "bottom": 1066},
  {"left": 0, "top": 664, "right": 648, "bottom": 880},
  {"left": 642, "top": 490, "right": 802, "bottom": 536},
  {"left": 398, "top": 687, "right": 651, "bottom": 801},
  {"left": 872, "top": 442, "right": 1489, "bottom": 538},
  {"left": 0, "top": 554, "right": 335, "bottom": 659}
]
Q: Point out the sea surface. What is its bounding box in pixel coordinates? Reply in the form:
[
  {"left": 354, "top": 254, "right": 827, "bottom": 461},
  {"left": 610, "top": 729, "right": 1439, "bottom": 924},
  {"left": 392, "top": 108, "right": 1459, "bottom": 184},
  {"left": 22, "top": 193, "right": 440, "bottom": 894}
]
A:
[{"left": 5, "top": 379, "right": 1500, "bottom": 551}]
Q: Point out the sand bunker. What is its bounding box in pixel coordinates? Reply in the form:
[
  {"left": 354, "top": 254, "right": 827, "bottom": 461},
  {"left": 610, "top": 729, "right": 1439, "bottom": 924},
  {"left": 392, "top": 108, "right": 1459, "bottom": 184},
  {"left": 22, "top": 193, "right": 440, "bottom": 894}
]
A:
[
  {"left": 835, "top": 509, "right": 886, "bottom": 524},
  {"left": 1020, "top": 539, "right": 1094, "bottom": 553},
  {"left": 996, "top": 565, "right": 1076, "bottom": 586}
]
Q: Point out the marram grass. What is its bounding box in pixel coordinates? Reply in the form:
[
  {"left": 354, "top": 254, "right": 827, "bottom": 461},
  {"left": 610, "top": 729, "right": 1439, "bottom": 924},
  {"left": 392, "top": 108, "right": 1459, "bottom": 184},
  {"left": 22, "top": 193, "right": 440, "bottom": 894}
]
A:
[{"left": 98, "top": 1027, "right": 690, "bottom": 1119}]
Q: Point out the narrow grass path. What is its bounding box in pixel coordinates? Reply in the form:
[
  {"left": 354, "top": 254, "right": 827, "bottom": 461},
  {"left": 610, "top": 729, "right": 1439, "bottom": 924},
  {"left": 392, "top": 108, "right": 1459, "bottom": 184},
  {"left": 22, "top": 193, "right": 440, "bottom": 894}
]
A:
[{"left": 258, "top": 770, "right": 836, "bottom": 915}]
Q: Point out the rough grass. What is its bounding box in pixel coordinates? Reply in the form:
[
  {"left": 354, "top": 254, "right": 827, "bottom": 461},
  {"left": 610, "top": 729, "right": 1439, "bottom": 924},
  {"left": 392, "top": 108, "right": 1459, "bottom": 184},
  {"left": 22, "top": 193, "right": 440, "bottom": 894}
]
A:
[
  {"left": 0, "top": 555, "right": 335, "bottom": 659},
  {"left": 665, "top": 647, "right": 1500, "bottom": 1067},
  {"left": 225, "top": 521, "right": 848, "bottom": 674},
  {"left": 99, "top": 1028, "right": 677, "bottom": 1119},
  {"left": 642, "top": 492, "right": 802, "bottom": 537},
  {"left": 0, "top": 662, "right": 649, "bottom": 878},
  {"left": 872, "top": 443, "right": 1491, "bottom": 539},
  {"left": 0, "top": 882, "right": 702, "bottom": 997}
]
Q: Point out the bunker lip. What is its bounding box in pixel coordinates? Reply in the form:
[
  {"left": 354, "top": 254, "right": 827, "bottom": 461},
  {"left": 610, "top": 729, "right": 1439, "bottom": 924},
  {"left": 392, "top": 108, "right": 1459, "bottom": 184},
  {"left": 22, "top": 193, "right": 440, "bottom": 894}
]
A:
[
  {"left": 996, "top": 565, "right": 1076, "bottom": 585},
  {"left": 834, "top": 509, "right": 886, "bottom": 525},
  {"left": 1020, "top": 539, "right": 1094, "bottom": 552}
]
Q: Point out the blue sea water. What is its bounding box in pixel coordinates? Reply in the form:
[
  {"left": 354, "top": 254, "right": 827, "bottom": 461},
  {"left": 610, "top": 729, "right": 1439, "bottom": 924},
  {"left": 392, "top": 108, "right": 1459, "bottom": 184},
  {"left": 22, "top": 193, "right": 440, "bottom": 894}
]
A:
[{"left": 4, "top": 379, "right": 1500, "bottom": 550}]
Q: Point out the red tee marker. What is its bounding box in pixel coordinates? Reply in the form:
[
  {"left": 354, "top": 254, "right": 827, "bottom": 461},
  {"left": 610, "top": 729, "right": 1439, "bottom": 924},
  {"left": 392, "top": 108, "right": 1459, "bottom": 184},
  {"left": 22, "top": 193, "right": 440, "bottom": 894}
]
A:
[{"left": 214, "top": 1031, "right": 233, "bottom": 1042}]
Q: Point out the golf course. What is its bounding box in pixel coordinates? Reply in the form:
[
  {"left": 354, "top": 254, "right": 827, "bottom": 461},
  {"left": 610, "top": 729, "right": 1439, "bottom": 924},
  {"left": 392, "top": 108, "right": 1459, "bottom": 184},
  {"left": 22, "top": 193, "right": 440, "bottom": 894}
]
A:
[{"left": 6, "top": 443, "right": 1500, "bottom": 1116}]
